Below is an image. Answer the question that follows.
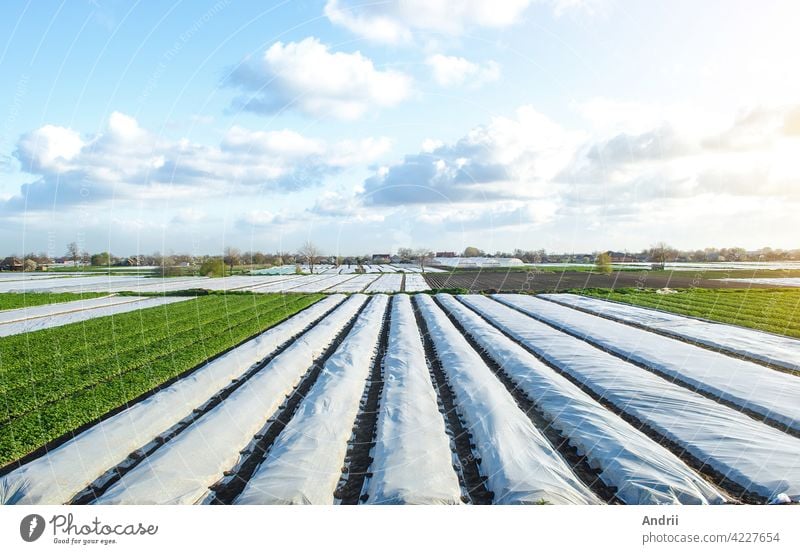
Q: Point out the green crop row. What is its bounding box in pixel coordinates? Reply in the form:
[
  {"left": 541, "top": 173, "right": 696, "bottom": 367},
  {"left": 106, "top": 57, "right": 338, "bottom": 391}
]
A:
[
  {"left": 582, "top": 289, "right": 800, "bottom": 338},
  {"left": 0, "top": 292, "right": 108, "bottom": 311},
  {"left": 602, "top": 292, "right": 800, "bottom": 332},
  {"left": 0, "top": 294, "right": 290, "bottom": 381},
  {"left": 643, "top": 299, "right": 800, "bottom": 332},
  {"left": 0, "top": 293, "right": 323, "bottom": 466},
  {"left": 614, "top": 298, "right": 800, "bottom": 335},
  {"left": 612, "top": 292, "right": 800, "bottom": 325},
  {"left": 642, "top": 288, "right": 800, "bottom": 313},
  {"left": 0, "top": 297, "right": 300, "bottom": 422}
]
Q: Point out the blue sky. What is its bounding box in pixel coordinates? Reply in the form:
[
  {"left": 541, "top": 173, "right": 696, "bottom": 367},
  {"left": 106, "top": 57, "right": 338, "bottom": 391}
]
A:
[{"left": 1, "top": 0, "right": 798, "bottom": 257}]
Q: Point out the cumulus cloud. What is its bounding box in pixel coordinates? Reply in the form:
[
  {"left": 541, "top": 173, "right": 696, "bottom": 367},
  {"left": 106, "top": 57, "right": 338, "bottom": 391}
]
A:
[
  {"left": 324, "top": 1, "right": 600, "bottom": 43},
  {"left": 559, "top": 102, "right": 800, "bottom": 206},
  {"left": 415, "top": 201, "right": 557, "bottom": 230},
  {"left": 237, "top": 189, "right": 385, "bottom": 232},
  {"left": 324, "top": 0, "right": 534, "bottom": 43},
  {"left": 237, "top": 209, "right": 297, "bottom": 229},
  {"left": 557, "top": 124, "right": 695, "bottom": 184},
  {"left": 361, "top": 105, "right": 583, "bottom": 205},
  {"left": 309, "top": 191, "right": 385, "bottom": 222},
  {"left": 703, "top": 106, "right": 794, "bottom": 151},
  {"left": 359, "top": 100, "right": 800, "bottom": 229},
  {"left": 227, "top": 37, "right": 412, "bottom": 120},
  {"left": 16, "top": 125, "right": 85, "bottom": 173},
  {"left": 426, "top": 55, "right": 500, "bottom": 87},
  {"left": 4, "top": 112, "right": 391, "bottom": 213}
]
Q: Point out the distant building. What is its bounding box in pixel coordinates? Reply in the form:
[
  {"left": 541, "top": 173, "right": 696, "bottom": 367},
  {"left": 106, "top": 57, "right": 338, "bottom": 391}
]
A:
[
  {"left": 0, "top": 256, "right": 23, "bottom": 271},
  {"left": 436, "top": 251, "right": 456, "bottom": 258},
  {"left": 606, "top": 251, "right": 635, "bottom": 263},
  {"left": 371, "top": 254, "right": 391, "bottom": 262},
  {"left": 119, "top": 256, "right": 143, "bottom": 267}
]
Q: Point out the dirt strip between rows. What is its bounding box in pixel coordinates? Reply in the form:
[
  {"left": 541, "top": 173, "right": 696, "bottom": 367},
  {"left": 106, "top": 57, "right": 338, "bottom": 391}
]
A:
[
  {"left": 432, "top": 296, "right": 620, "bottom": 504},
  {"left": 70, "top": 298, "right": 344, "bottom": 504},
  {"left": 536, "top": 295, "right": 800, "bottom": 377},
  {"left": 335, "top": 297, "right": 393, "bottom": 504},
  {"left": 411, "top": 297, "right": 494, "bottom": 505},
  {"left": 496, "top": 298, "right": 800, "bottom": 440},
  {"left": 453, "top": 296, "right": 757, "bottom": 504},
  {"left": 207, "top": 299, "right": 373, "bottom": 504}
]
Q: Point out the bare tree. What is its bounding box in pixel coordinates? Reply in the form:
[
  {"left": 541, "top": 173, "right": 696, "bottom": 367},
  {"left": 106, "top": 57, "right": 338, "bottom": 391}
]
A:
[
  {"left": 647, "top": 242, "right": 678, "bottom": 270},
  {"left": 298, "top": 241, "right": 322, "bottom": 274},
  {"left": 66, "top": 242, "right": 79, "bottom": 267},
  {"left": 223, "top": 247, "right": 241, "bottom": 275},
  {"left": 413, "top": 248, "right": 434, "bottom": 271}
]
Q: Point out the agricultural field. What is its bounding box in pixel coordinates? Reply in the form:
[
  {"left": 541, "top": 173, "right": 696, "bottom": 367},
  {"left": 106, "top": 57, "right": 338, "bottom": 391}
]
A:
[
  {"left": 581, "top": 288, "right": 800, "bottom": 340},
  {"left": 423, "top": 269, "right": 787, "bottom": 292},
  {"left": 0, "top": 291, "right": 106, "bottom": 310},
  {"left": 8, "top": 265, "right": 798, "bottom": 296},
  {"left": 0, "top": 295, "right": 191, "bottom": 337},
  {"left": 1, "top": 292, "right": 798, "bottom": 505},
  {"left": 0, "top": 292, "right": 323, "bottom": 467},
  {"left": 0, "top": 271, "right": 437, "bottom": 294}
]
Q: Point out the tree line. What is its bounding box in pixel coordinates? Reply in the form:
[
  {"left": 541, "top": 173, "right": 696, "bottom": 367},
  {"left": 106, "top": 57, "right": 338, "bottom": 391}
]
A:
[{"left": 3, "top": 241, "right": 798, "bottom": 274}]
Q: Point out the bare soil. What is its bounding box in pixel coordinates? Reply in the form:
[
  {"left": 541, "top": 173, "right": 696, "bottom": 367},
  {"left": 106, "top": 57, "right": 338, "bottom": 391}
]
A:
[{"left": 424, "top": 270, "right": 780, "bottom": 292}]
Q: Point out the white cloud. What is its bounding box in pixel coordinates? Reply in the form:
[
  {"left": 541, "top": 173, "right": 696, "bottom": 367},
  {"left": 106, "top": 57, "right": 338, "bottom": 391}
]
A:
[
  {"left": 362, "top": 100, "right": 800, "bottom": 233},
  {"left": 16, "top": 125, "right": 84, "bottom": 172},
  {"left": 309, "top": 190, "right": 385, "bottom": 223},
  {"left": 362, "top": 105, "right": 585, "bottom": 206},
  {"left": 221, "top": 126, "right": 325, "bottom": 157},
  {"left": 107, "top": 111, "right": 145, "bottom": 141},
  {"left": 227, "top": 37, "right": 412, "bottom": 120},
  {"left": 324, "top": 0, "right": 534, "bottom": 43},
  {"left": 426, "top": 54, "right": 500, "bottom": 87},
  {"left": 559, "top": 103, "right": 800, "bottom": 207},
  {"left": 421, "top": 138, "right": 444, "bottom": 152},
  {"left": 239, "top": 209, "right": 286, "bottom": 228},
  {"left": 5, "top": 112, "right": 391, "bottom": 213},
  {"left": 415, "top": 201, "right": 557, "bottom": 230},
  {"left": 325, "top": 137, "right": 393, "bottom": 168}
]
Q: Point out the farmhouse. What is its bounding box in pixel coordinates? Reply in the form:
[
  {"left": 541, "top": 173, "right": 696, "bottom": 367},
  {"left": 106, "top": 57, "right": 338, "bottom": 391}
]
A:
[
  {"left": 119, "top": 256, "right": 143, "bottom": 267},
  {"left": 0, "top": 256, "right": 23, "bottom": 271},
  {"left": 606, "top": 251, "right": 635, "bottom": 263}
]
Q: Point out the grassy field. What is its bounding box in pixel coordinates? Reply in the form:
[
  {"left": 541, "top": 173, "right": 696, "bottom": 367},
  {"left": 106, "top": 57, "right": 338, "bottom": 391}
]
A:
[
  {"left": 581, "top": 288, "right": 800, "bottom": 339},
  {"left": 0, "top": 292, "right": 323, "bottom": 467},
  {"left": 0, "top": 292, "right": 108, "bottom": 311}
]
